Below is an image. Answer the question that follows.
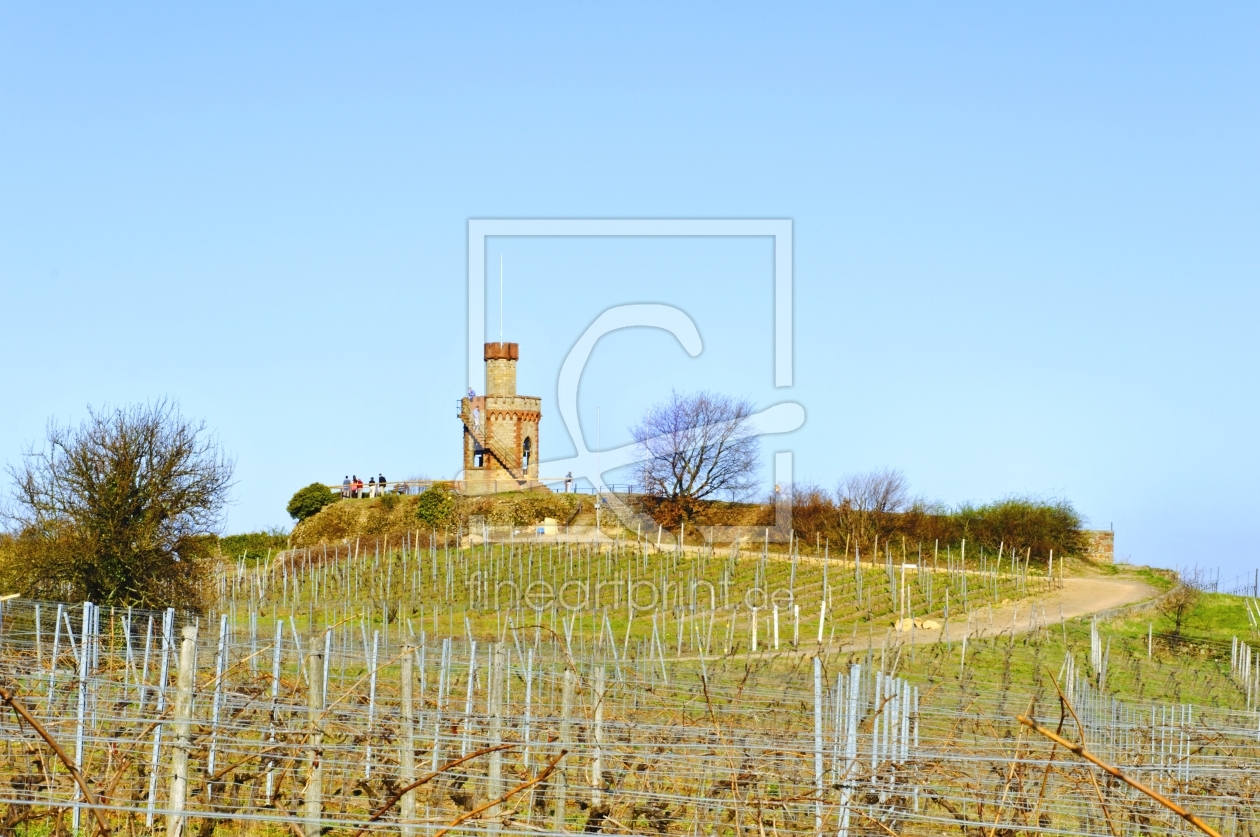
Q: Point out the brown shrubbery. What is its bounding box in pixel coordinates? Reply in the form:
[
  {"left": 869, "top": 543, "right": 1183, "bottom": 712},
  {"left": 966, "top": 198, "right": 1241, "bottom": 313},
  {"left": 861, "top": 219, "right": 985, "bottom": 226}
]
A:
[
  {"left": 779, "top": 471, "right": 1086, "bottom": 560},
  {"left": 289, "top": 469, "right": 1085, "bottom": 563},
  {"left": 461, "top": 491, "right": 584, "bottom": 528},
  {"left": 289, "top": 496, "right": 419, "bottom": 547},
  {"left": 635, "top": 495, "right": 773, "bottom": 531},
  {"left": 633, "top": 468, "right": 1087, "bottom": 561}
]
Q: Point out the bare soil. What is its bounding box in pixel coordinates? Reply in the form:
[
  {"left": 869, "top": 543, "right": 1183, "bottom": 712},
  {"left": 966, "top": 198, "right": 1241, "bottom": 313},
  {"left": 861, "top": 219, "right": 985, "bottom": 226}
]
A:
[{"left": 853, "top": 574, "right": 1159, "bottom": 648}]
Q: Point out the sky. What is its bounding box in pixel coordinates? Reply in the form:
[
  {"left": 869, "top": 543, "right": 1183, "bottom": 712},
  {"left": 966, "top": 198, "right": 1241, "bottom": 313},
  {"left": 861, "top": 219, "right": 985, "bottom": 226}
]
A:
[{"left": 1, "top": 4, "right": 1256, "bottom": 575}]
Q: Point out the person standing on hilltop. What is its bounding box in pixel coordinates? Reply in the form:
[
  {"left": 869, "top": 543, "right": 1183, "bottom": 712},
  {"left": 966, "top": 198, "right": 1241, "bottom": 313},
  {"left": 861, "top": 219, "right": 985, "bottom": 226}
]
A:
[
  {"left": 368, "top": 476, "right": 377, "bottom": 498},
  {"left": 342, "top": 475, "right": 351, "bottom": 498},
  {"left": 351, "top": 475, "right": 362, "bottom": 498},
  {"left": 378, "top": 473, "right": 387, "bottom": 494}
]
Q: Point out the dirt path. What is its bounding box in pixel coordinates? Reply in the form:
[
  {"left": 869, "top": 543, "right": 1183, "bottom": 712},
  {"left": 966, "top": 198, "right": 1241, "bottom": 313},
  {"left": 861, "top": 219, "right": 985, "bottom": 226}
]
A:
[{"left": 845, "top": 575, "right": 1159, "bottom": 649}]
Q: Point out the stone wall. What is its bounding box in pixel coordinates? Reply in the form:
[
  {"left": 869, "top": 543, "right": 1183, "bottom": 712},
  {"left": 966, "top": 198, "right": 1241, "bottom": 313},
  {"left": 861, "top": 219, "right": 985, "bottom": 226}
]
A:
[
  {"left": 1081, "top": 529, "right": 1115, "bottom": 563},
  {"left": 486, "top": 358, "right": 517, "bottom": 397}
]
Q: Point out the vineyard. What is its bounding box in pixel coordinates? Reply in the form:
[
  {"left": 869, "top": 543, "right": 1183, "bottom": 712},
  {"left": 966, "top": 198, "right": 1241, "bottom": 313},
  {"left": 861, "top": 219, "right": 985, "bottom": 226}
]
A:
[{"left": 1, "top": 535, "right": 1258, "bottom": 837}]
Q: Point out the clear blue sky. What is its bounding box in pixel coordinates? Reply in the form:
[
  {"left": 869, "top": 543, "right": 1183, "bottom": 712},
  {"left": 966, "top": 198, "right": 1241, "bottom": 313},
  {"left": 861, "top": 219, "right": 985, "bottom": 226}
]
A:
[{"left": 1, "top": 4, "right": 1256, "bottom": 574}]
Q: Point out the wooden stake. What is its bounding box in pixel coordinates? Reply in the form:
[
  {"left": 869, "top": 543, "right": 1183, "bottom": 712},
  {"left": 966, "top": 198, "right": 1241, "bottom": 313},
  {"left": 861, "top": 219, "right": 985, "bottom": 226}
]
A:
[
  {"left": 554, "top": 668, "right": 575, "bottom": 832},
  {"left": 166, "top": 625, "right": 197, "bottom": 837},
  {"left": 591, "top": 665, "right": 606, "bottom": 808},
  {"left": 304, "top": 646, "right": 325, "bottom": 837},
  {"left": 488, "top": 643, "right": 507, "bottom": 833},
  {"left": 400, "top": 644, "right": 417, "bottom": 837}
]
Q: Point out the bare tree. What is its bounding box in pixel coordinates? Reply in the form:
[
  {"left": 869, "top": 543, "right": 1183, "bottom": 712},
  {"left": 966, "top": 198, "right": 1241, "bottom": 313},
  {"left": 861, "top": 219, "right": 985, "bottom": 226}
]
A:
[
  {"left": 835, "top": 468, "right": 911, "bottom": 548},
  {"left": 631, "top": 392, "right": 760, "bottom": 521},
  {"left": 1156, "top": 568, "right": 1206, "bottom": 637},
  {"left": 2, "top": 401, "right": 234, "bottom": 610},
  {"left": 837, "top": 468, "right": 911, "bottom": 516}
]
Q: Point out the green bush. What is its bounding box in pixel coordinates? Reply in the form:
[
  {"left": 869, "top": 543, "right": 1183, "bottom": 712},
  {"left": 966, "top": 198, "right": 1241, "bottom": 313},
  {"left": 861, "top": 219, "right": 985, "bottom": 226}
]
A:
[
  {"left": 218, "top": 529, "right": 290, "bottom": 561},
  {"left": 287, "top": 483, "right": 338, "bottom": 521},
  {"left": 951, "top": 497, "right": 1085, "bottom": 558},
  {"left": 416, "top": 484, "right": 457, "bottom": 529}
]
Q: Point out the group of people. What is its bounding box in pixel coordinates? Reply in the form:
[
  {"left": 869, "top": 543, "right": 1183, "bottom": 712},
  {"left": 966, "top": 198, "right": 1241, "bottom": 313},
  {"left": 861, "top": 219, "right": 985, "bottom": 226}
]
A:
[{"left": 341, "top": 474, "right": 388, "bottom": 499}]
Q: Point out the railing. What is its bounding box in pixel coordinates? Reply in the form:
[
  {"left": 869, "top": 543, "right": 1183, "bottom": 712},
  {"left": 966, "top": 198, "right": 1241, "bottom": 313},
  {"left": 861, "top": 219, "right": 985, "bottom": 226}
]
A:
[
  {"left": 322, "top": 478, "right": 602, "bottom": 497},
  {"left": 538, "top": 480, "right": 641, "bottom": 495},
  {"left": 324, "top": 480, "right": 441, "bottom": 497}
]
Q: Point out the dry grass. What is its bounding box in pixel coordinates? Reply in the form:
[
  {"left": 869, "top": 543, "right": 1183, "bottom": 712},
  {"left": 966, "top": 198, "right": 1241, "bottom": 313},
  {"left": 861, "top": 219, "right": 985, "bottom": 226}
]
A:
[{"left": 289, "top": 493, "right": 588, "bottom": 549}]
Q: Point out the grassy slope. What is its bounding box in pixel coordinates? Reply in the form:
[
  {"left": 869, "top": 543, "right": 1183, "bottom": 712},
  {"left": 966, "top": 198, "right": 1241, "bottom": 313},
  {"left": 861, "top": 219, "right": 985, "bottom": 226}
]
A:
[
  {"left": 224, "top": 494, "right": 1253, "bottom": 715},
  {"left": 883, "top": 579, "right": 1256, "bottom": 713}
]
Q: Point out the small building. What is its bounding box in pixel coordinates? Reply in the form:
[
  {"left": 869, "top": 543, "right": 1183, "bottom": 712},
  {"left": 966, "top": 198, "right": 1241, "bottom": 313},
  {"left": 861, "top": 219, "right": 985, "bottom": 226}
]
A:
[{"left": 460, "top": 342, "right": 541, "bottom": 494}]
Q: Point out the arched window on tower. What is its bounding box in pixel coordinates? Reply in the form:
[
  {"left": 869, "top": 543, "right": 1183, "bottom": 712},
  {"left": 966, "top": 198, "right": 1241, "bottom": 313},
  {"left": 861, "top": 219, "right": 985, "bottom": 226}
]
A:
[{"left": 522, "top": 437, "right": 532, "bottom": 472}]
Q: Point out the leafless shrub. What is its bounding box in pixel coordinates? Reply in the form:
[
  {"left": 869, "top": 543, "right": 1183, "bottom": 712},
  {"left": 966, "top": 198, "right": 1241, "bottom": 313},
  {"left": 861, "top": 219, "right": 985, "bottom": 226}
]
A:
[
  {"left": 781, "top": 483, "right": 839, "bottom": 545},
  {"left": 837, "top": 468, "right": 911, "bottom": 517},
  {"left": 1157, "top": 568, "right": 1207, "bottom": 637},
  {"left": 835, "top": 468, "right": 912, "bottom": 550}
]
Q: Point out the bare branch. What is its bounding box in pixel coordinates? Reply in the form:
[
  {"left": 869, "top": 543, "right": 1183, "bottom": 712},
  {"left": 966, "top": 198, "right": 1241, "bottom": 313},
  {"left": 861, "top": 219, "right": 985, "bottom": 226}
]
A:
[
  {"left": 352, "top": 742, "right": 518, "bottom": 837},
  {"left": 1017, "top": 714, "right": 1222, "bottom": 837},
  {"left": 432, "top": 749, "right": 567, "bottom": 837},
  {"left": 0, "top": 684, "right": 113, "bottom": 837}
]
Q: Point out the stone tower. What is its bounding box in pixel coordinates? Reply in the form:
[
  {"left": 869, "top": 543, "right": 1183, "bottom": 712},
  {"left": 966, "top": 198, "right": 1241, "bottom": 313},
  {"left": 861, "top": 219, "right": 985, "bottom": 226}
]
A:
[{"left": 460, "top": 342, "right": 541, "bottom": 494}]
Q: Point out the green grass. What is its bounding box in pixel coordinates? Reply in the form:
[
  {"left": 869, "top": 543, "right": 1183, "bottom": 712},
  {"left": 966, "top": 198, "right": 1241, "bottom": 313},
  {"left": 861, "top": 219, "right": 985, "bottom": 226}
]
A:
[
  {"left": 1179, "top": 591, "right": 1256, "bottom": 639},
  {"left": 875, "top": 583, "right": 1259, "bottom": 712},
  {"left": 1125, "top": 563, "right": 1177, "bottom": 591}
]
